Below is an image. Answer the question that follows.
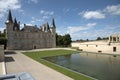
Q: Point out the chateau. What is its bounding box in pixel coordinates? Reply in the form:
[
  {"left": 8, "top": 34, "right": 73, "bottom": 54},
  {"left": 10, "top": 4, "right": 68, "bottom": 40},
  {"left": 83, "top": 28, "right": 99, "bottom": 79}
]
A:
[
  {"left": 71, "top": 34, "right": 120, "bottom": 54},
  {"left": 5, "top": 10, "right": 56, "bottom": 50}
]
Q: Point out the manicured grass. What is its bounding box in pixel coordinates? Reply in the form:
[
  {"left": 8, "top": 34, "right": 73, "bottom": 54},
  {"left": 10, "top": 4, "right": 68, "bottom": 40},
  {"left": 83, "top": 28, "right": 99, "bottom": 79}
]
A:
[{"left": 23, "top": 49, "right": 93, "bottom": 80}]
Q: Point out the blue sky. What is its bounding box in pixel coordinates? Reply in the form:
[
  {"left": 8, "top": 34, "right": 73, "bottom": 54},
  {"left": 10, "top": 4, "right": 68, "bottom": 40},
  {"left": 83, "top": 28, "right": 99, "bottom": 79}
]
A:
[{"left": 0, "top": 0, "right": 120, "bottom": 40}]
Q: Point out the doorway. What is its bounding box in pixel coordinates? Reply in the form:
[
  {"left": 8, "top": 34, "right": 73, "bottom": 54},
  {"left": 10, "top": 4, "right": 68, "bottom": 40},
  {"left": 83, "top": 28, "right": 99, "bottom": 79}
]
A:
[
  {"left": 113, "top": 47, "right": 116, "bottom": 52},
  {"left": 34, "top": 46, "right": 36, "bottom": 49}
]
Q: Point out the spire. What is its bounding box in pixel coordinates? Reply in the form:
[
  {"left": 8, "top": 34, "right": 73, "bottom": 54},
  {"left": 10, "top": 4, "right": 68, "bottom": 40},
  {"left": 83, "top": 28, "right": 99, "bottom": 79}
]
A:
[
  {"left": 47, "top": 22, "right": 50, "bottom": 31},
  {"left": 51, "top": 18, "right": 56, "bottom": 28},
  {"left": 13, "top": 18, "right": 20, "bottom": 31},
  {"left": 6, "top": 9, "right": 13, "bottom": 23},
  {"left": 14, "top": 18, "right": 17, "bottom": 24}
]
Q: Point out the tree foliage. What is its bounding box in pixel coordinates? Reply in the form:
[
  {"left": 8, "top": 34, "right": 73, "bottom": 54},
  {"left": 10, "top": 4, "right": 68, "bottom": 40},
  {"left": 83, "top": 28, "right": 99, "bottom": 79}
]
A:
[
  {"left": 96, "top": 37, "right": 102, "bottom": 40},
  {"left": 96, "top": 37, "right": 108, "bottom": 40},
  {"left": 0, "top": 32, "right": 7, "bottom": 49},
  {"left": 56, "top": 33, "right": 72, "bottom": 47}
]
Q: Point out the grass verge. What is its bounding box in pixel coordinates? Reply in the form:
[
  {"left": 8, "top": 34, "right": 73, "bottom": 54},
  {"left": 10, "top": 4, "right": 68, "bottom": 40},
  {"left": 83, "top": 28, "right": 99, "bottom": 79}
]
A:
[{"left": 23, "top": 49, "right": 93, "bottom": 80}]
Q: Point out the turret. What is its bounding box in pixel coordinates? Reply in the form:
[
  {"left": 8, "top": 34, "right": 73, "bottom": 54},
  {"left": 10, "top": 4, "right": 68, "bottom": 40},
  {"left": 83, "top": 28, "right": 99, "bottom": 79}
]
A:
[
  {"left": 50, "top": 18, "right": 56, "bottom": 47},
  {"left": 13, "top": 18, "right": 20, "bottom": 31},
  {"left": 50, "top": 18, "right": 56, "bottom": 33},
  {"left": 5, "top": 10, "right": 14, "bottom": 31},
  {"left": 46, "top": 22, "right": 50, "bottom": 32},
  {"left": 5, "top": 10, "right": 14, "bottom": 49},
  {"left": 5, "top": 10, "right": 13, "bottom": 24},
  {"left": 51, "top": 18, "right": 56, "bottom": 28}
]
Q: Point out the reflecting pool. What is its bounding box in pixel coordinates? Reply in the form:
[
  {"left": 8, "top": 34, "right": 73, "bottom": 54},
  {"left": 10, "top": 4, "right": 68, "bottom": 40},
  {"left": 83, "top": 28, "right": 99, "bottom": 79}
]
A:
[{"left": 43, "top": 53, "right": 120, "bottom": 80}]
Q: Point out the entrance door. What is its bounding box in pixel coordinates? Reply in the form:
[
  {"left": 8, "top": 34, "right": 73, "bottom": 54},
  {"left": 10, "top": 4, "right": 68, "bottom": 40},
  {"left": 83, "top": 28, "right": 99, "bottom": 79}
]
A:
[
  {"left": 34, "top": 46, "right": 36, "bottom": 49},
  {"left": 113, "top": 47, "right": 116, "bottom": 52}
]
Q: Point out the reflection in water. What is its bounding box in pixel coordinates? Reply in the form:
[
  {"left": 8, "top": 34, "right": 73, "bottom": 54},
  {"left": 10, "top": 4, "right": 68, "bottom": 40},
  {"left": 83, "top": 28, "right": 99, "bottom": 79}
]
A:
[{"left": 43, "top": 53, "right": 120, "bottom": 80}]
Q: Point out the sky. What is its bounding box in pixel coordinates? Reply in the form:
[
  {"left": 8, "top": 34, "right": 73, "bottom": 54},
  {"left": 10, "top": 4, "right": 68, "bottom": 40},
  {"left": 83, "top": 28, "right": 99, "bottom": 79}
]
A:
[{"left": 0, "top": 0, "right": 120, "bottom": 40}]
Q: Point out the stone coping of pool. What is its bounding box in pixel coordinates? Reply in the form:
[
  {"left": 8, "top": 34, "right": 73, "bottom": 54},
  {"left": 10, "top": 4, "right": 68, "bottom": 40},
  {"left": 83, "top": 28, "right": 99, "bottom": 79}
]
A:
[
  {"left": 0, "top": 61, "right": 6, "bottom": 75},
  {"left": 79, "top": 51, "right": 120, "bottom": 56}
]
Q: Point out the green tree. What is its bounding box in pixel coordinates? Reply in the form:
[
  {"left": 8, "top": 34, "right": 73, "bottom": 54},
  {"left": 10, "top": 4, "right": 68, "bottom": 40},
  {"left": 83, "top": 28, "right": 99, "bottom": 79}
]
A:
[
  {"left": 103, "top": 37, "right": 109, "bottom": 40},
  {"left": 56, "top": 33, "right": 72, "bottom": 47},
  {"left": 0, "top": 32, "right": 7, "bottom": 49},
  {"left": 63, "top": 34, "right": 71, "bottom": 47},
  {"left": 96, "top": 37, "right": 102, "bottom": 40},
  {"left": 0, "top": 33, "right": 5, "bottom": 37}
]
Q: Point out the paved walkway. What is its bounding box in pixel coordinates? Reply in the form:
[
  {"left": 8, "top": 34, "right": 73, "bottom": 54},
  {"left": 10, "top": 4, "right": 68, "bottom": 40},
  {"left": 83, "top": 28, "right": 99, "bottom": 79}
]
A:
[
  {"left": 5, "top": 48, "right": 74, "bottom": 80},
  {"left": 0, "top": 62, "right": 3, "bottom": 75}
]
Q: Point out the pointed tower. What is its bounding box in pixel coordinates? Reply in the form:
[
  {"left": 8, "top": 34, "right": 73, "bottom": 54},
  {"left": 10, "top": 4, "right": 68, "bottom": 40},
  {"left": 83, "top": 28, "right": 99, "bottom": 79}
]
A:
[
  {"left": 5, "top": 10, "right": 14, "bottom": 31},
  {"left": 5, "top": 10, "right": 14, "bottom": 50},
  {"left": 46, "top": 22, "right": 50, "bottom": 32},
  {"left": 51, "top": 18, "right": 56, "bottom": 28},
  {"left": 50, "top": 18, "right": 56, "bottom": 48},
  {"left": 5, "top": 10, "right": 13, "bottom": 24},
  {"left": 13, "top": 18, "right": 19, "bottom": 31},
  {"left": 14, "top": 18, "right": 17, "bottom": 24}
]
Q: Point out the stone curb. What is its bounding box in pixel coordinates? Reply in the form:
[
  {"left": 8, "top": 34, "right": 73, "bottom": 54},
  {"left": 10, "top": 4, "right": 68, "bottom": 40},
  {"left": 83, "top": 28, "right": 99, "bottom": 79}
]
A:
[{"left": 2, "top": 61, "right": 6, "bottom": 75}]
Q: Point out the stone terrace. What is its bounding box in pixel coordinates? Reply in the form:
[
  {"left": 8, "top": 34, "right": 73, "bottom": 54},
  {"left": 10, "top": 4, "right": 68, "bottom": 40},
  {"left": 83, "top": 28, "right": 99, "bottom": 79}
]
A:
[{"left": 4, "top": 48, "right": 74, "bottom": 80}]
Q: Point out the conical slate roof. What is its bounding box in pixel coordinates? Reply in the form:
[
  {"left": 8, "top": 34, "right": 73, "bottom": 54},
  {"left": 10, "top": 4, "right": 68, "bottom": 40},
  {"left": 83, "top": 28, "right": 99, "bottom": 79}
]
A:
[
  {"left": 6, "top": 10, "right": 13, "bottom": 23},
  {"left": 51, "top": 18, "right": 56, "bottom": 28}
]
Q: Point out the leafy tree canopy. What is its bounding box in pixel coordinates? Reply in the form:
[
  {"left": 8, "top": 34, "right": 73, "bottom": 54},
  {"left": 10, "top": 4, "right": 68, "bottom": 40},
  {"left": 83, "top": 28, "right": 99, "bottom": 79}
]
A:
[{"left": 56, "top": 33, "right": 72, "bottom": 47}]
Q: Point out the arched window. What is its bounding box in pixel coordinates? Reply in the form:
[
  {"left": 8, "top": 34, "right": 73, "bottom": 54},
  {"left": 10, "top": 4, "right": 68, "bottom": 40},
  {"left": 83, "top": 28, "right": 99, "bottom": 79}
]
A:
[{"left": 113, "top": 37, "right": 116, "bottom": 42}]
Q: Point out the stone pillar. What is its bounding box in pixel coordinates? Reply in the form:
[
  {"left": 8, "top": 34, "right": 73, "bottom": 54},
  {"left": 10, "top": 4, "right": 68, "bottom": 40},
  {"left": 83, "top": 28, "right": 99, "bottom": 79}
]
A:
[
  {"left": 118, "top": 36, "right": 120, "bottom": 42},
  {"left": 119, "top": 37, "right": 120, "bottom": 42},
  {"left": 111, "top": 36, "right": 113, "bottom": 42},
  {"left": 116, "top": 36, "right": 118, "bottom": 42},
  {"left": 109, "top": 36, "right": 111, "bottom": 42},
  {"left": 0, "top": 45, "right": 4, "bottom": 62}
]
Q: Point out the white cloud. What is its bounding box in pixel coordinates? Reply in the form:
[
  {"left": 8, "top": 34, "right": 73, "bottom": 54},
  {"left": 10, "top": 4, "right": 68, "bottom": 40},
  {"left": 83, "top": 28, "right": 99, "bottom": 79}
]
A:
[
  {"left": 31, "top": 17, "right": 43, "bottom": 23},
  {"left": 67, "top": 23, "right": 96, "bottom": 34},
  {"left": 104, "top": 25, "right": 120, "bottom": 30},
  {"left": 40, "top": 10, "right": 45, "bottom": 14},
  {"left": 0, "top": 14, "right": 4, "bottom": 18},
  {"left": 71, "top": 25, "right": 120, "bottom": 40},
  {"left": 0, "top": 27, "right": 5, "bottom": 32},
  {"left": 0, "top": 0, "right": 21, "bottom": 18},
  {"left": 39, "top": 10, "right": 54, "bottom": 22},
  {"left": 42, "top": 16, "right": 49, "bottom": 19},
  {"left": 28, "top": 0, "right": 38, "bottom": 4},
  {"left": 40, "top": 10, "right": 54, "bottom": 15},
  {"left": 63, "top": 8, "right": 70, "bottom": 14},
  {"left": 79, "top": 4, "right": 120, "bottom": 19},
  {"left": 56, "top": 30, "right": 64, "bottom": 35},
  {"left": 82, "top": 11, "right": 105, "bottom": 19},
  {"left": 105, "top": 4, "right": 120, "bottom": 15}
]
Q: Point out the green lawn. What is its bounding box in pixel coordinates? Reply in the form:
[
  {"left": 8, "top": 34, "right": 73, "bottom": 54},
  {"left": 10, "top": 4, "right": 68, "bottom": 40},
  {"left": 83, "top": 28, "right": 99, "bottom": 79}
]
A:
[{"left": 23, "top": 49, "right": 93, "bottom": 80}]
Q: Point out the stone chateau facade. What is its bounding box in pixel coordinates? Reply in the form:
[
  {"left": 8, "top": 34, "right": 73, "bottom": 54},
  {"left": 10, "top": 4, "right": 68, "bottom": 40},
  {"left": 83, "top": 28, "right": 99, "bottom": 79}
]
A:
[{"left": 5, "top": 10, "right": 56, "bottom": 50}]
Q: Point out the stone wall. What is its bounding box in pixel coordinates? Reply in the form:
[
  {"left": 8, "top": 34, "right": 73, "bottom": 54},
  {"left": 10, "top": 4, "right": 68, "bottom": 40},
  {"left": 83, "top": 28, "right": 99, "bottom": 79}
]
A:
[
  {"left": 71, "top": 41, "right": 120, "bottom": 54},
  {"left": 7, "top": 30, "right": 55, "bottom": 50},
  {"left": 71, "top": 42, "right": 81, "bottom": 47},
  {"left": 0, "top": 45, "right": 4, "bottom": 61},
  {"left": 78, "top": 41, "right": 120, "bottom": 54}
]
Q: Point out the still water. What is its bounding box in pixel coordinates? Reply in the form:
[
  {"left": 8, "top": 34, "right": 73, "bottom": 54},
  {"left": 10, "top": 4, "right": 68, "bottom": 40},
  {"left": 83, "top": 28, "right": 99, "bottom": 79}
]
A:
[{"left": 43, "top": 53, "right": 120, "bottom": 80}]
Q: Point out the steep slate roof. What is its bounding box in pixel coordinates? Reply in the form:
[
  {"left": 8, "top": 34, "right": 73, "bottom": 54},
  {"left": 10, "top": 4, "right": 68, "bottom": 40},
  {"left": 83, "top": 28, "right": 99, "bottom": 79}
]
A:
[
  {"left": 21, "top": 25, "right": 40, "bottom": 32},
  {"left": 51, "top": 18, "right": 56, "bottom": 28},
  {"left": 6, "top": 10, "right": 13, "bottom": 23}
]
